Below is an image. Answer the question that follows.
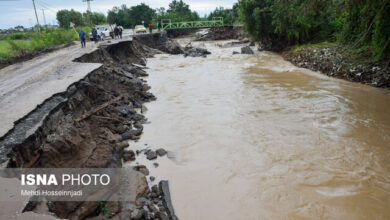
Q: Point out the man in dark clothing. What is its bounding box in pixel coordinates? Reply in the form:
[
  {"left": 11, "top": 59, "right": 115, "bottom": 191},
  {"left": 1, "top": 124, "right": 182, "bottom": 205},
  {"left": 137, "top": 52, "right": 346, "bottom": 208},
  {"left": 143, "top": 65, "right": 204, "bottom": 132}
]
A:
[
  {"left": 92, "top": 27, "right": 98, "bottom": 44},
  {"left": 118, "top": 26, "right": 123, "bottom": 39},
  {"left": 114, "top": 26, "right": 119, "bottom": 39},
  {"left": 158, "top": 22, "right": 162, "bottom": 32},
  {"left": 148, "top": 24, "right": 152, "bottom": 34},
  {"left": 79, "top": 28, "right": 86, "bottom": 48}
]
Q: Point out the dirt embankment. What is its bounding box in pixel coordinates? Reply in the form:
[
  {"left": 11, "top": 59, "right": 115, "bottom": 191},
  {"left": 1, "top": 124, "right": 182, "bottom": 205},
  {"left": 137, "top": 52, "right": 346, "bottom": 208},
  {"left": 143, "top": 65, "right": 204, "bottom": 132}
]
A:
[
  {"left": 285, "top": 47, "right": 390, "bottom": 88},
  {"left": 195, "top": 26, "right": 248, "bottom": 41},
  {"left": 133, "top": 32, "right": 184, "bottom": 54},
  {"left": 0, "top": 35, "right": 180, "bottom": 219}
]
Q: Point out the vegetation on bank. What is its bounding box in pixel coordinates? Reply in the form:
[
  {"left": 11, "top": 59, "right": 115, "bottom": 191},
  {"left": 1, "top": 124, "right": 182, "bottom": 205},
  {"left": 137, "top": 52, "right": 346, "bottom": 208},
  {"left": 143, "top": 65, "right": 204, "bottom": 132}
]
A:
[
  {"left": 238, "top": 0, "right": 390, "bottom": 62},
  {"left": 0, "top": 27, "right": 90, "bottom": 60},
  {"left": 207, "top": 5, "right": 240, "bottom": 25}
]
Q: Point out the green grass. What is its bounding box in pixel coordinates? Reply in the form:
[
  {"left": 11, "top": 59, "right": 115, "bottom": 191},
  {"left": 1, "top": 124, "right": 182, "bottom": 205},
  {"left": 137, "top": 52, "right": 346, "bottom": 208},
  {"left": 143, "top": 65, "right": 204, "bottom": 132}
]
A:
[
  {"left": 289, "top": 41, "right": 382, "bottom": 65},
  {"left": 0, "top": 41, "right": 13, "bottom": 59},
  {"left": 0, "top": 28, "right": 89, "bottom": 61},
  {"left": 291, "top": 41, "right": 337, "bottom": 52},
  {"left": 0, "top": 40, "right": 23, "bottom": 59}
]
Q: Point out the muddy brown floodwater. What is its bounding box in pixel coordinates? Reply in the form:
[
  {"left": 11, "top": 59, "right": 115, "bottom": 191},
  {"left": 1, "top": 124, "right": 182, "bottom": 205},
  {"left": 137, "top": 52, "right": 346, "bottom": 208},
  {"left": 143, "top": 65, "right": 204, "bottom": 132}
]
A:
[{"left": 130, "top": 39, "right": 390, "bottom": 220}]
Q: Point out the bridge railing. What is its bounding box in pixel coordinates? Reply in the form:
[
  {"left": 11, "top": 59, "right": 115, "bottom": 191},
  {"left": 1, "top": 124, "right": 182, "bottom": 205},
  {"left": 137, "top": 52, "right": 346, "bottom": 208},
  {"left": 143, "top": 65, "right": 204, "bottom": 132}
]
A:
[{"left": 161, "top": 17, "right": 224, "bottom": 29}]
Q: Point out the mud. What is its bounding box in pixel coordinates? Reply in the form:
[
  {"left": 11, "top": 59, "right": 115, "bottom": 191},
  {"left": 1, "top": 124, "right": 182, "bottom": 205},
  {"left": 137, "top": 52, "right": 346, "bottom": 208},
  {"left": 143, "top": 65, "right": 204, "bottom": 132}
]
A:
[
  {"left": 133, "top": 33, "right": 184, "bottom": 55},
  {"left": 0, "top": 35, "right": 181, "bottom": 219},
  {"left": 195, "top": 26, "right": 247, "bottom": 41}
]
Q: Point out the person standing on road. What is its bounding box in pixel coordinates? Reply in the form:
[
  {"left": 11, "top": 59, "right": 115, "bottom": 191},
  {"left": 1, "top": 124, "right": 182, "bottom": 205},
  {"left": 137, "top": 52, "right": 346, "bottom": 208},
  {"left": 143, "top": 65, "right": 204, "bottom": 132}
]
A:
[
  {"left": 79, "top": 28, "right": 86, "bottom": 48},
  {"left": 92, "top": 27, "right": 98, "bottom": 44},
  {"left": 158, "top": 22, "right": 162, "bottom": 32},
  {"left": 148, "top": 23, "right": 152, "bottom": 34},
  {"left": 119, "top": 26, "right": 123, "bottom": 39},
  {"left": 114, "top": 26, "right": 119, "bottom": 39}
]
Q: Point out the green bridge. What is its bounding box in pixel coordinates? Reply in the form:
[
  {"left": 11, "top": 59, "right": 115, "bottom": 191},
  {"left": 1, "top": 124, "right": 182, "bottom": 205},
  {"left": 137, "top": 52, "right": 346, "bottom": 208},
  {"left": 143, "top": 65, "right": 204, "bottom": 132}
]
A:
[{"left": 161, "top": 17, "right": 224, "bottom": 29}]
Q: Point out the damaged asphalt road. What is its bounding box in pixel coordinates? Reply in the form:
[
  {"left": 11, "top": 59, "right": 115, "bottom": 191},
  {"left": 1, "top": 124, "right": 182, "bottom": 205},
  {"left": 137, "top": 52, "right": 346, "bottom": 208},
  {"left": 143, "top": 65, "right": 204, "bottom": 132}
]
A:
[{"left": 0, "top": 34, "right": 182, "bottom": 220}]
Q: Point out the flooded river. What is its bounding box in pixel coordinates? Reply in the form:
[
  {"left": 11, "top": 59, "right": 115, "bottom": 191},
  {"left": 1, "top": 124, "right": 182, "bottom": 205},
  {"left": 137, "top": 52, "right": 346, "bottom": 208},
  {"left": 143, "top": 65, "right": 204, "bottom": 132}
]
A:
[{"left": 132, "top": 39, "right": 390, "bottom": 219}]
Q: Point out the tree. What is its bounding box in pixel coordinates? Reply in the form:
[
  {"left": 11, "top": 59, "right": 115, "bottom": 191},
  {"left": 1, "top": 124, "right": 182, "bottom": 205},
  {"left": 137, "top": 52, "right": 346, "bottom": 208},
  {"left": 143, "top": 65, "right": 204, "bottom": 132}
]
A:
[
  {"left": 208, "top": 6, "right": 239, "bottom": 25},
  {"left": 107, "top": 3, "right": 156, "bottom": 28},
  {"left": 127, "top": 3, "right": 156, "bottom": 27},
  {"left": 83, "top": 12, "right": 107, "bottom": 26},
  {"left": 68, "top": 9, "right": 83, "bottom": 27},
  {"left": 342, "top": 0, "right": 390, "bottom": 59},
  {"left": 56, "top": 10, "right": 70, "bottom": 28},
  {"left": 56, "top": 9, "right": 83, "bottom": 29},
  {"left": 107, "top": 6, "right": 123, "bottom": 26},
  {"left": 238, "top": 0, "right": 389, "bottom": 59},
  {"left": 156, "top": 0, "right": 199, "bottom": 22}
]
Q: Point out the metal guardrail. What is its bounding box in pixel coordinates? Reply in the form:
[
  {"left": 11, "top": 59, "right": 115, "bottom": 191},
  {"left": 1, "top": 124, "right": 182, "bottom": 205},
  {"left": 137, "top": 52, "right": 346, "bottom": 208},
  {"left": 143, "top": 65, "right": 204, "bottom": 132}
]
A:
[{"left": 161, "top": 17, "right": 224, "bottom": 29}]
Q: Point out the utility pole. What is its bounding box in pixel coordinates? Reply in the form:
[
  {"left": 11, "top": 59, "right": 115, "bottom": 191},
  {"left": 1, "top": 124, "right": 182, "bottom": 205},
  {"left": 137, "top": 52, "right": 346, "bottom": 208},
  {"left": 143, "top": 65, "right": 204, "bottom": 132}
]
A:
[
  {"left": 32, "top": 0, "right": 42, "bottom": 39},
  {"left": 41, "top": 9, "right": 47, "bottom": 27},
  {"left": 82, "top": 0, "right": 93, "bottom": 26}
]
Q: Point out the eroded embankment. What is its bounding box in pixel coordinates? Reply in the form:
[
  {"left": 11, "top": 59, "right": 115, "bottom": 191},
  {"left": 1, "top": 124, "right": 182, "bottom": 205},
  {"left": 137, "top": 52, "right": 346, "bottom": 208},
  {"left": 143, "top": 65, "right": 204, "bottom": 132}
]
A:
[
  {"left": 0, "top": 37, "right": 178, "bottom": 219},
  {"left": 285, "top": 47, "right": 390, "bottom": 88},
  {"left": 195, "top": 26, "right": 248, "bottom": 41}
]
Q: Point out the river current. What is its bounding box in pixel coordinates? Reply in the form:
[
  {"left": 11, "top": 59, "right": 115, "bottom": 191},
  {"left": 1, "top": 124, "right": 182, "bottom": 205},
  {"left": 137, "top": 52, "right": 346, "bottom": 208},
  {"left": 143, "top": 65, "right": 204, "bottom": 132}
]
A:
[{"left": 130, "top": 39, "right": 390, "bottom": 220}]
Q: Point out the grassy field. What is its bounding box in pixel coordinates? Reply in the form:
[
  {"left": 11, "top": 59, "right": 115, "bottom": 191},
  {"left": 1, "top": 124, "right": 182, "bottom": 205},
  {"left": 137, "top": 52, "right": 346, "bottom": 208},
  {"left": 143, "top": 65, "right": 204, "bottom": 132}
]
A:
[
  {"left": 290, "top": 41, "right": 381, "bottom": 64},
  {"left": 290, "top": 42, "right": 337, "bottom": 52},
  {"left": 0, "top": 27, "right": 91, "bottom": 60},
  {"left": 0, "top": 40, "right": 15, "bottom": 59}
]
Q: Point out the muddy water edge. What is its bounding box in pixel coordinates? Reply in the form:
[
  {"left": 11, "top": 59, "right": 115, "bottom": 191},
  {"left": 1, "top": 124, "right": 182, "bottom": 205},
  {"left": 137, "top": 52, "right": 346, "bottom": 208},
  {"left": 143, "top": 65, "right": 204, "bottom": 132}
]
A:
[{"left": 133, "top": 38, "right": 390, "bottom": 220}]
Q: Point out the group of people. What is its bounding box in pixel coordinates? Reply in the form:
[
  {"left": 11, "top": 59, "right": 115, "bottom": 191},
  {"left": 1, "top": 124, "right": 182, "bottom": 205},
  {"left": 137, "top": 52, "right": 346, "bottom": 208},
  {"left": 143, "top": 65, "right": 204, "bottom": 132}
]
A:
[
  {"left": 91, "top": 27, "right": 104, "bottom": 44},
  {"left": 114, "top": 26, "right": 123, "bottom": 39},
  {"left": 79, "top": 22, "right": 163, "bottom": 48},
  {"left": 148, "top": 22, "right": 162, "bottom": 33}
]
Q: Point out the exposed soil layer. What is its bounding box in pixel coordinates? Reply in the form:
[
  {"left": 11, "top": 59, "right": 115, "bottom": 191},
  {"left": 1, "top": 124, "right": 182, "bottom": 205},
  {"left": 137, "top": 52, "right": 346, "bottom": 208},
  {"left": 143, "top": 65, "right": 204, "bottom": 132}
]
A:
[
  {"left": 166, "top": 28, "right": 199, "bottom": 38},
  {"left": 0, "top": 37, "right": 180, "bottom": 219},
  {"left": 0, "top": 42, "right": 75, "bottom": 70},
  {"left": 133, "top": 33, "right": 184, "bottom": 55},
  {"left": 285, "top": 46, "right": 390, "bottom": 88},
  {"left": 195, "top": 26, "right": 247, "bottom": 41}
]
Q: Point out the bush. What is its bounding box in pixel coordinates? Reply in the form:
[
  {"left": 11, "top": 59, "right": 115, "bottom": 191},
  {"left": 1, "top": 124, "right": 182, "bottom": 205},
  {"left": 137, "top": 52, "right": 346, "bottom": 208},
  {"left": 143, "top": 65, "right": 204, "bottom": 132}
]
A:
[
  {"left": 8, "top": 33, "right": 28, "bottom": 40},
  {"left": 238, "top": 0, "right": 389, "bottom": 60},
  {"left": 0, "top": 28, "right": 81, "bottom": 60}
]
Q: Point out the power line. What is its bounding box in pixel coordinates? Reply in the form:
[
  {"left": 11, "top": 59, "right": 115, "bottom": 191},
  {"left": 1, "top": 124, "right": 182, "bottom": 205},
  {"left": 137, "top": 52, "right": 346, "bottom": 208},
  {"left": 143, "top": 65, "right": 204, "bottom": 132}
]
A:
[
  {"left": 37, "top": 0, "right": 57, "bottom": 13},
  {"left": 82, "top": 0, "right": 93, "bottom": 26},
  {"left": 82, "top": 0, "right": 93, "bottom": 12},
  {"left": 31, "top": 0, "right": 42, "bottom": 38},
  {"left": 41, "top": 8, "right": 46, "bottom": 26}
]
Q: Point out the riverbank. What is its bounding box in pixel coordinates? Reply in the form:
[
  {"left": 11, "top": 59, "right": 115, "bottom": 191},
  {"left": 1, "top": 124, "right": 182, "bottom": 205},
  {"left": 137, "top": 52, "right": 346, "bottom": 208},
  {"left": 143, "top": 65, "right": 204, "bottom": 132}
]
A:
[
  {"left": 132, "top": 37, "right": 390, "bottom": 219},
  {"left": 284, "top": 43, "right": 390, "bottom": 88},
  {"left": 191, "top": 27, "right": 390, "bottom": 89}
]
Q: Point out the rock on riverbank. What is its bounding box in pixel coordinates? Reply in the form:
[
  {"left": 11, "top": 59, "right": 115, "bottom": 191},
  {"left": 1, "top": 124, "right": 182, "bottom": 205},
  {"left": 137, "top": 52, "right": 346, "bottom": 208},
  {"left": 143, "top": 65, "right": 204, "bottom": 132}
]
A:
[
  {"left": 195, "top": 26, "right": 247, "bottom": 41},
  {"left": 286, "top": 46, "right": 390, "bottom": 88}
]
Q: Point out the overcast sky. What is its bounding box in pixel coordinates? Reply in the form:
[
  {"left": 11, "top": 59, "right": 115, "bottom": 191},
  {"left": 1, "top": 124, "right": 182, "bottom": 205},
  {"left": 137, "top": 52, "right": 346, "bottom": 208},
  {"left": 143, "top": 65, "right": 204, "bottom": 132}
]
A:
[{"left": 0, "top": 0, "right": 236, "bottom": 29}]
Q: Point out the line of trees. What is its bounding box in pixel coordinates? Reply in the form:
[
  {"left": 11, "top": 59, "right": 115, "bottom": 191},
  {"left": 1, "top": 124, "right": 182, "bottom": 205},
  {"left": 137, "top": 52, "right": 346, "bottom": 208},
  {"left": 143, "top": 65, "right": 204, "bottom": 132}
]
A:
[
  {"left": 238, "top": 0, "right": 390, "bottom": 60},
  {"left": 56, "top": 0, "right": 205, "bottom": 29},
  {"left": 207, "top": 4, "right": 239, "bottom": 25},
  {"left": 107, "top": 3, "right": 156, "bottom": 28},
  {"left": 107, "top": 0, "right": 200, "bottom": 28},
  {"left": 56, "top": 9, "right": 106, "bottom": 29}
]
